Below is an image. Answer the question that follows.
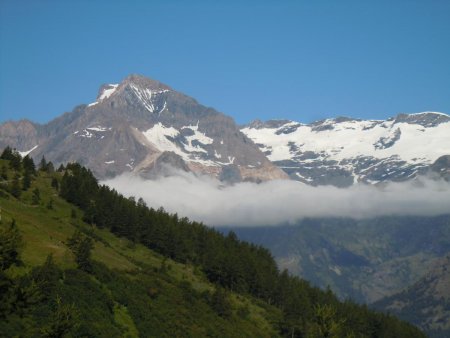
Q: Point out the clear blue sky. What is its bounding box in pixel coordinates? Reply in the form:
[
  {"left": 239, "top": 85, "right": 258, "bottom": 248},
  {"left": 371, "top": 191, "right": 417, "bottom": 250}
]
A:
[{"left": 1, "top": 0, "right": 449, "bottom": 125}]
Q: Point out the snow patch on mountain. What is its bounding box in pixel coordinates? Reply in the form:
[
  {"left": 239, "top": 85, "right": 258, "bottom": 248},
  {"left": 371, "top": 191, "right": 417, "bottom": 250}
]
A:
[
  {"left": 242, "top": 112, "right": 450, "bottom": 186},
  {"left": 130, "top": 84, "right": 169, "bottom": 113}
]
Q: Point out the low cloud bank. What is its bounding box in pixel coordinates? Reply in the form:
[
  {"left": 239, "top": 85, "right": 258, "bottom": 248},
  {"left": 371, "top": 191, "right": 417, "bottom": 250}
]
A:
[{"left": 102, "top": 171, "right": 450, "bottom": 227}]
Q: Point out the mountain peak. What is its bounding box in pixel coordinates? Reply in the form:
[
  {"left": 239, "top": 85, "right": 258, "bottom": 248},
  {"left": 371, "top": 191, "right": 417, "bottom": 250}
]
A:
[
  {"left": 394, "top": 111, "right": 450, "bottom": 127},
  {"left": 122, "top": 74, "right": 172, "bottom": 91}
]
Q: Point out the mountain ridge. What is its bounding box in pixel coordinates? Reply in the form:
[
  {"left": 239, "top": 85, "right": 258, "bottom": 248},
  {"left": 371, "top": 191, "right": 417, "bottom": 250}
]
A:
[{"left": 1, "top": 74, "right": 449, "bottom": 186}]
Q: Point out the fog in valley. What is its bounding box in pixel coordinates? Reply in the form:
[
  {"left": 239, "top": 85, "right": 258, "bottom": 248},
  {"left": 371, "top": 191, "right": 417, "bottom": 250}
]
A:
[{"left": 103, "top": 170, "right": 450, "bottom": 227}]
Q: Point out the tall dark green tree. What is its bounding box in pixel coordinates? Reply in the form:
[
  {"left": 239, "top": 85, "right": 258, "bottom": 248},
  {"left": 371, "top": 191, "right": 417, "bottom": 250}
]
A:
[
  {"left": 39, "top": 156, "right": 48, "bottom": 171},
  {"left": 32, "top": 188, "right": 41, "bottom": 205},
  {"left": 22, "top": 155, "right": 36, "bottom": 175},
  {"left": 22, "top": 170, "right": 31, "bottom": 191},
  {"left": 10, "top": 173, "right": 21, "bottom": 198},
  {"left": 67, "top": 231, "right": 94, "bottom": 273},
  {"left": 1, "top": 165, "right": 7, "bottom": 180},
  {"left": 0, "top": 219, "right": 22, "bottom": 271}
]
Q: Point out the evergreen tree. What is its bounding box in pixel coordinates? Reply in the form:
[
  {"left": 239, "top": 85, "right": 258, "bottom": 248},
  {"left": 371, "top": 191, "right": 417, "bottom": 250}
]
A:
[
  {"left": 1, "top": 165, "right": 8, "bottom": 180},
  {"left": 9, "top": 150, "right": 22, "bottom": 171},
  {"left": 22, "top": 155, "right": 36, "bottom": 175},
  {"left": 22, "top": 170, "right": 31, "bottom": 191},
  {"left": 47, "top": 161, "right": 55, "bottom": 173},
  {"left": 10, "top": 173, "right": 21, "bottom": 198},
  {"left": 67, "top": 231, "right": 94, "bottom": 273},
  {"left": 51, "top": 177, "right": 59, "bottom": 191},
  {"left": 32, "top": 188, "right": 41, "bottom": 205},
  {"left": 0, "top": 146, "right": 13, "bottom": 160},
  {"left": 41, "top": 296, "right": 78, "bottom": 338},
  {"left": 39, "top": 156, "right": 48, "bottom": 171},
  {"left": 0, "top": 219, "right": 22, "bottom": 271},
  {"left": 210, "top": 287, "right": 232, "bottom": 318}
]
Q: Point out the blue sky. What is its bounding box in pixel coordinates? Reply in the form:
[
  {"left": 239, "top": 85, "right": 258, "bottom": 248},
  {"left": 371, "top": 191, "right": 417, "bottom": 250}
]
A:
[{"left": 1, "top": 0, "right": 449, "bottom": 125}]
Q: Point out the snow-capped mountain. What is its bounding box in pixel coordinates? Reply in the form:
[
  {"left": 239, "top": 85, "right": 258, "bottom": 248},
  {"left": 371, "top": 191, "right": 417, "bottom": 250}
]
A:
[
  {"left": 241, "top": 113, "right": 450, "bottom": 186},
  {"left": 1, "top": 74, "right": 449, "bottom": 186},
  {"left": 0, "top": 74, "right": 286, "bottom": 182}
]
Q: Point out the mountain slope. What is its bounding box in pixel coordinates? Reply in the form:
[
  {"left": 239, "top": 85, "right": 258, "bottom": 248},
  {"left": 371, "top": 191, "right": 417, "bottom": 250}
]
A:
[
  {"left": 0, "top": 153, "right": 425, "bottom": 337},
  {"left": 0, "top": 74, "right": 286, "bottom": 182},
  {"left": 241, "top": 112, "right": 450, "bottom": 186},
  {"left": 373, "top": 255, "right": 450, "bottom": 338},
  {"left": 228, "top": 215, "right": 450, "bottom": 305},
  {"left": 0, "top": 158, "right": 282, "bottom": 337}
]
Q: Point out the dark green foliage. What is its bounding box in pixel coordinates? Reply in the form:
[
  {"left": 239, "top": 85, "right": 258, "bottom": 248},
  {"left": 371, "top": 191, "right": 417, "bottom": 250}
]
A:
[
  {"left": 1, "top": 165, "right": 8, "bottom": 180},
  {"left": 56, "top": 161, "right": 425, "bottom": 338},
  {"left": 39, "top": 156, "right": 47, "bottom": 171},
  {"left": 22, "top": 169, "right": 31, "bottom": 190},
  {"left": 47, "top": 198, "right": 54, "bottom": 210},
  {"left": 40, "top": 296, "right": 78, "bottom": 338},
  {"left": 22, "top": 155, "right": 36, "bottom": 175},
  {"left": 67, "top": 230, "right": 94, "bottom": 272},
  {"left": 210, "top": 287, "right": 232, "bottom": 318},
  {"left": 0, "top": 219, "right": 22, "bottom": 271},
  {"left": 0, "top": 146, "right": 14, "bottom": 160},
  {"left": 32, "top": 188, "right": 41, "bottom": 205},
  {"left": 51, "top": 177, "right": 59, "bottom": 191},
  {"left": 10, "top": 173, "right": 21, "bottom": 198},
  {"left": 1, "top": 147, "right": 22, "bottom": 171}
]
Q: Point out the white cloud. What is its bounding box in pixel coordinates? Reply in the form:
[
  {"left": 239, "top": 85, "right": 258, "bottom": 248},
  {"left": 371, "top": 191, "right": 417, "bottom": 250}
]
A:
[{"left": 102, "top": 171, "right": 450, "bottom": 227}]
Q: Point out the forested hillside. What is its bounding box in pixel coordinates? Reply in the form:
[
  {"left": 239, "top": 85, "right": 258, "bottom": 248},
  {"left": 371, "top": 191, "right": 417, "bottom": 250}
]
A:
[{"left": 0, "top": 146, "right": 425, "bottom": 337}]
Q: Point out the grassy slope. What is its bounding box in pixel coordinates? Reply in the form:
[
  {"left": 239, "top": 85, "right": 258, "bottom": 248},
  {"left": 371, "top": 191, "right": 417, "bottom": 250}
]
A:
[{"left": 0, "top": 163, "right": 281, "bottom": 337}]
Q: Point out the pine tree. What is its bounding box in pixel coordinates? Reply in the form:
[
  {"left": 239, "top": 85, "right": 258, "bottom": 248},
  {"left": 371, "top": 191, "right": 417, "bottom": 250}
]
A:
[
  {"left": 41, "top": 295, "right": 78, "bottom": 337},
  {"left": 1, "top": 165, "right": 7, "bottom": 180},
  {"left": 0, "top": 219, "right": 22, "bottom": 271},
  {"left": 22, "top": 170, "right": 31, "bottom": 190},
  {"left": 39, "top": 156, "right": 48, "bottom": 171},
  {"left": 22, "top": 155, "right": 36, "bottom": 175},
  {"left": 51, "top": 177, "right": 59, "bottom": 191},
  {"left": 9, "top": 150, "right": 22, "bottom": 171},
  {"left": 67, "top": 231, "right": 94, "bottom": 272},
  {"left": 32, "top": 188, "right": 41, "bottom": 205},
  {"left": 0, "top": 146, "right": 13, "bottom": 160},
  {"left": 10, "top": 173, "right": 21, "bottom": 198}
]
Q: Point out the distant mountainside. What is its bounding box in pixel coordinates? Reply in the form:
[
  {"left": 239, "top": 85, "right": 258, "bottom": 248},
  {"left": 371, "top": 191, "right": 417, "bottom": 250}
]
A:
[
  {"left": 228, "top": 215, "right": 450, "bottom": 305},
  {"left": 241, "top": 113, "right": 450, "bottom": 186},
  {"left": 1, "top": 74, "right": 449, "bottom": 186},
  {"left": 373, "top": 255, "right": 450, "bottom": 338},
  {"left": 0, "top": 74, "right": 285, "bottom": 182}
]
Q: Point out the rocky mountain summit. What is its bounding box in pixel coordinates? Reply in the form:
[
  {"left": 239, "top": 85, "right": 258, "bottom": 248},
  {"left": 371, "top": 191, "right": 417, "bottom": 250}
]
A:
[
  {"left": 242, "top": 112, "right": 450, "bottom": 186},
  {"left": 1, "top": 74, "right": 449, "bottom": 186},
  {"left": 0, "top": 74, "right": 286, "bottom": 182}
]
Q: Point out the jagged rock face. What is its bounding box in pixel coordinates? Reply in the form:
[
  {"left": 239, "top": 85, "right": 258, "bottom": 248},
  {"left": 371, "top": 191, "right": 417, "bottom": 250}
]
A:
[
  {"left": 241, "top": 112, "right": 450, "bottom": 186},
  {"left": 429, "top": 155, "right": 450, "bottom": 181},
  {"left": 0, "top": 74, "right": 286, "bottom": 181},
  {"left": 0, "top": 120, "right": 40, "bottom": 152}
]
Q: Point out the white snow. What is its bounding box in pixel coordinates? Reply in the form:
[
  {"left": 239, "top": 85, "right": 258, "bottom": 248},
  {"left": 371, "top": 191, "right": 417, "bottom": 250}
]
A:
[
  {"left": 142, "top": 122, "right": 219, "bottom": 167},
  {"left": 242, "top": 115, "right": 450, "bottom": 164},
  {"left": 181, "top": 122, "right": 213, "bottom": 153},
  {"left": 143, "top": 122, "right": 182, "bottom": 155},
  {"left": 130, "top": 84, "right": 169, "bottom": 113},
  {"left": 18, "top": 145, "right": 38, "bottom": 157},
  {"left": 105, "top": 160, "right": 115, "bottom": 164},
  {"left": 87, "top": 126, "right": 110, "bottom": 132},
  {"left": 98, "top": 84, "right": 119, "bottom": 100},
  {"left": 88, "top": 84, "right": 119, "bottom": 106}
]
